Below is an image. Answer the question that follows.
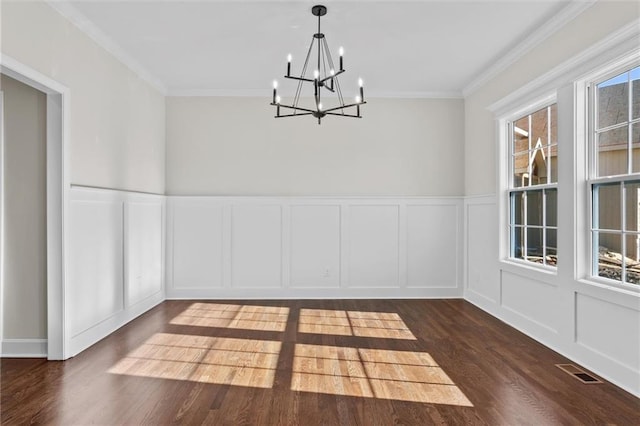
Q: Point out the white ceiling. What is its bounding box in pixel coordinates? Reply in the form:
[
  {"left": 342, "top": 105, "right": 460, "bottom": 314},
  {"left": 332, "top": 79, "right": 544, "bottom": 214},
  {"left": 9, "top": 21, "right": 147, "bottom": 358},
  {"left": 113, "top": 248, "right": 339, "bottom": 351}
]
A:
[{"left": 52, "top": 0, "right": 590, "bottom": 97}]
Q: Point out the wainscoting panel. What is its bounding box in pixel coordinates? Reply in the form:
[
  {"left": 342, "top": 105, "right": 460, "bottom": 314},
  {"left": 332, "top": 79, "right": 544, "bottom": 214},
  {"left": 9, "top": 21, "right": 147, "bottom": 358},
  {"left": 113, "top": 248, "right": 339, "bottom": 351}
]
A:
[
  {"left": 171, "top": 199, "right": 223, "bottom": 289},
  {"left": 68, "top": 196, "right": 124, "bottom": 337},
  {"left": 501, "top": 270, "right": 559, "bottom": 334},
  {"left": 166, "top": 197, "right": 464, "bottom": 298},
  {"left": 126, "top": 201, "right": 163, "bottom": 306},
  {"left": 66, "top": 187, "right": 164, "bottom": 357},
  {"left": 576, "top": 293, "right": 640, "bottom": 372},
  {"left": 465, "top": 199, "right": 500, "bottom": 304},
  {"left": 407, "top": 203, "right": 460, "bottom": 288},
  {"left": 348, "top": 205, "right": 399, "bottom": 288},
  {"left": 290, "top": 205, "right": 341, "bottom": 288},
  {"left": 231, "top": 205, "right": 282, "bottom": 288}
]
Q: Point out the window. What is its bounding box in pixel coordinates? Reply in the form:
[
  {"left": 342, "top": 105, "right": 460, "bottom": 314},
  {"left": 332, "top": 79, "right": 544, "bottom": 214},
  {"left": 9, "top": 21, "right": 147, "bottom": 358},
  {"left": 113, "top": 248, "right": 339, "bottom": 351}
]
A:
[
  {"left": 508, "top": 103, "right": 558, "bottom": 267},
  {"left": 591, "top": 65, "right": 640, "bottom": 285}
]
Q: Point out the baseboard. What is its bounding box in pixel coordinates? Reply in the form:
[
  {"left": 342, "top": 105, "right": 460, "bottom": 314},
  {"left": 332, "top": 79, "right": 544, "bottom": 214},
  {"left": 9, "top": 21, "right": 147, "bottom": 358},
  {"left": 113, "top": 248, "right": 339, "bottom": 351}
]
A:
[
  {"left": 1, "top": 339, "right": 47, "bottom": 358},
  {"left": 166, "top": 287, "right": 463, "bottom": 300}
]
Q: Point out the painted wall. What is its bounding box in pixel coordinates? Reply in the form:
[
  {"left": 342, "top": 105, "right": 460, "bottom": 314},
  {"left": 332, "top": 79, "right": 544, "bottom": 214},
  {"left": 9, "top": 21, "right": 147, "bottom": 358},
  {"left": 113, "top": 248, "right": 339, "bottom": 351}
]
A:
[
  {"left": 166, "top": 97, "right": 464, "bottom": 196},
  {"left": 463, "top": 1, "right": 640, "bottom": 397},
  {"left": 0, "top": 75, "right": 47, "bottom": 340},
  {"left": 464, "top": 0, "right": 639, "bottom": 196},
  {"left": 0, "top": 0, "right": 165, "bottom": 194}
]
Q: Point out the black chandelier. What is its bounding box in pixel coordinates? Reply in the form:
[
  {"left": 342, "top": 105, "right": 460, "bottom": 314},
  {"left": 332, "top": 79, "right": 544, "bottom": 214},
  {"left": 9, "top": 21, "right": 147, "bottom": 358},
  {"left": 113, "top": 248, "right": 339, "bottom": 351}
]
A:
[{"left": 270, "top": 4, "right": 365, "bottom": 125}]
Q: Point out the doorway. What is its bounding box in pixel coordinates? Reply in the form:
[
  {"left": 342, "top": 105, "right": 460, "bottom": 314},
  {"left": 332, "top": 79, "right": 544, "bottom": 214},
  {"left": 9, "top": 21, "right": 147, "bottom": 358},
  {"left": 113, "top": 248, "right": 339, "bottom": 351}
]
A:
[{"left": 0, "top": 55, "right": 68, "bottom": 360}]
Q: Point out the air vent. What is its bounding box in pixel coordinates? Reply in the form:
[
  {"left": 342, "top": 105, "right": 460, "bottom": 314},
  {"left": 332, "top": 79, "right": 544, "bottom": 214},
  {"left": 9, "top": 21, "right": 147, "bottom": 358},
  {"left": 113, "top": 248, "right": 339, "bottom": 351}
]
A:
[{"left": 556, "top": 364, "right": 603, "bottom": 384}]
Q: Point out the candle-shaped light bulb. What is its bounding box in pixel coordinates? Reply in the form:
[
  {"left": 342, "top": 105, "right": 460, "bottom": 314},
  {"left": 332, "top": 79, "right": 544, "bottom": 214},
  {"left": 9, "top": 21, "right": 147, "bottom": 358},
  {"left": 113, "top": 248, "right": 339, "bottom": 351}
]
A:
[
  {"left": 287, "top": 54, "right": 292, "bottom": 62},
  {"left": 330, "top": 69, "right": 335, "bottom": 76},
  {"left": 358, "top": 78, "right": 363, "bottom": 87},
  {"left": 272, "top": 80, "right": 278, "bottom": 103},
  {"left": 276, "top": 95, "right": 281, "bottom": 104},
  {"left": 355, "top": 95, "right": 361, "bottom": 103},
  {"left": 318, "top": 102, "right": 323, "bottom": 111},
  {"left": 339, "top": 47, "right": 344, "bottom": 71},
  {"left": 287, "top": 54, "right": 292, "bottom": 76},
  {"left": 313, "top": 69, "right": 320, "bottom": 79}
]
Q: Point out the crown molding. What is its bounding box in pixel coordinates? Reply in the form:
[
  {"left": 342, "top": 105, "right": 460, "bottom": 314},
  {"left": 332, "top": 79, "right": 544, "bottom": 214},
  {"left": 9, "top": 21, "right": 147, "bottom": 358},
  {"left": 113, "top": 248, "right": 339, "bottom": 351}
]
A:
[
  {"left": 167, "top": 88, "right": 463, "bottom": 99},
  {"left": 462, "top": 0, "right": 597, "bottom": 98},
  {"left": 488, "top": 19, "right": 640, "bottom": 116},
  {"left": 45, "top": 1, "right": 167, "bottom": 95}
]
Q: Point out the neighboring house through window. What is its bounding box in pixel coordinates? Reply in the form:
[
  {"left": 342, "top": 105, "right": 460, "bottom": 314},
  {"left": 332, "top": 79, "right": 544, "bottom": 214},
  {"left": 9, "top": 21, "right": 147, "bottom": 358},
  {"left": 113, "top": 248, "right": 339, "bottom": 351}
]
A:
[{"left": 591, "top": 65, "right": 640, "bottom": 285}]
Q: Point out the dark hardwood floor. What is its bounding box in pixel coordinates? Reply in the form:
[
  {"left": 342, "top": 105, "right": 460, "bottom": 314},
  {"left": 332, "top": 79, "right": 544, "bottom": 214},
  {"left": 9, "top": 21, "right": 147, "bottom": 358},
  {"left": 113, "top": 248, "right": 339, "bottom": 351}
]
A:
[{"left": 2, "top": 299, "right": 638, "bottom": 425}]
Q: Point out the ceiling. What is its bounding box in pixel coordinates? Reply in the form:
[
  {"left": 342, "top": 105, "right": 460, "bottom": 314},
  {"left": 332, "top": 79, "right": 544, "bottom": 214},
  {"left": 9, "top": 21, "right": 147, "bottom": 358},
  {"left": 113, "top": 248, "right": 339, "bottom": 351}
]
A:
[{"left": 52, "top": 0, "right": 588, "bottom": 97}]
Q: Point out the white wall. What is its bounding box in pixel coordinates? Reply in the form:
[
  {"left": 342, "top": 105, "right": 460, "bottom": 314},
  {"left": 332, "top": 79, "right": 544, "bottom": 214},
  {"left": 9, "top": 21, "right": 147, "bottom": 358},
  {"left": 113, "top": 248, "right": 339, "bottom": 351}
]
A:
[
  {"left": 166, "top": 97, "right": 464, "bottom": 196},
  {"left": 1, "top": 0, "right": 165, "bottom": 194},
  {"left": 0, "top": 75, "right": 47, "bottom": 350},
  {"left": 463, "top": 2, "right": 640, "bottom": 397},
  {"left": 166, "top": 196, "right": 463, "bottom": 299}
]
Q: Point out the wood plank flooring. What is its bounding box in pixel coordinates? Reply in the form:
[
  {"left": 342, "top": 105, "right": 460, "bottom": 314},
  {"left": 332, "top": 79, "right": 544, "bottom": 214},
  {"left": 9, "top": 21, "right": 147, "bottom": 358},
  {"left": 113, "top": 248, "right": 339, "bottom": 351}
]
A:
[{"left": 2, "top": 299, "right": 638, "bottom": 425}]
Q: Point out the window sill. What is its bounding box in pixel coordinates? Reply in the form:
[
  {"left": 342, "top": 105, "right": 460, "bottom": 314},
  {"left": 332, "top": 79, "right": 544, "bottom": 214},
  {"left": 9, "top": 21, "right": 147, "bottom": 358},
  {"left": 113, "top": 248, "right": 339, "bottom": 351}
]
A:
[{"left": 576, "top": 276, "right": 640, "bottom": 296}]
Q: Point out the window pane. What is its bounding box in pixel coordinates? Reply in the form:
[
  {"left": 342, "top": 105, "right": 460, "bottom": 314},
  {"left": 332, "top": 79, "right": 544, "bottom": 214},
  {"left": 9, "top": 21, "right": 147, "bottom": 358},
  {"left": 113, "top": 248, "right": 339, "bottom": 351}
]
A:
[
  {"left": 549, "top": 104, "right": 558, "bottom": 145},
  {"left": 597, "top": 71, "right": 628, "bottom": 129},
  {"left": 632, "top": 122, "right": 640, "bottom": 173},
  {"left": 513, "top": 116, "right": 529, "bottom": 154},
  {"left": 512, "top": 226, "right": 524, "bottom": 260},
  {"left": 526, "top": 227, "right": 543, "bottom": 263},
  {"left": 597, "top": 232, "right": 622, "bottom": 282},
  {"left": 631, "top": 66, "right": 640, "bottom": 120},
  {"left": 595, "top": 183, "right": 621, "bottom": 230},
  {"left": 526, "top": 190, "right": 543, "bottom": 226},
  {"left": 624, "top": 180, "right": 640, "bottom": 231},
  {"left": 513, "top": 152, "right": 529, "bottom": 187},
  {"left": 530, "top": 106, "right": 550, "bottom": 147},
  {"left": 546, "top": 229, "right": 557, "bottom": 266},
  {"left": 597, "top": 126, "right": 628, "bottom": 177},
  {"left": 511, "top": 192, "right": 524, "bottom": 225},
  {"left": 546, "top": 189, "right": 557, "bottom": 227},
  {"left": 549, "top": 145, "right": 558, "bottom": 183},
  {"left": 625, "top": 234, "right": 640, "bottom": 284}
]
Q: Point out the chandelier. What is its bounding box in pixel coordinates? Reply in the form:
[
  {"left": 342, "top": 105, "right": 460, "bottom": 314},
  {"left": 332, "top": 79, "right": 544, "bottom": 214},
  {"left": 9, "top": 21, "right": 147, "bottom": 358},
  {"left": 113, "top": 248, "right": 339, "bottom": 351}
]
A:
[{"left": 270, "top": 4, "right": 365, "bottom": 124}]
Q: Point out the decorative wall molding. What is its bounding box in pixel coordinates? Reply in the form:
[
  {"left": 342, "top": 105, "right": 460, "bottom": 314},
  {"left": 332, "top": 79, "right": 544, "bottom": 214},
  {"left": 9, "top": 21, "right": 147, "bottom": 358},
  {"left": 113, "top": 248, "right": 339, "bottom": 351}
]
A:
[
  {"left": 1, "top": 339, "right": 47, "bottom": 358},
  {"left": 462, "top": 1, "right": 597, "bottom": 97},
  {"left": 166, "top": 196, "right": 464, "bottom": 299},
  {"left": 66, "top": 187, "right": 165, "bottom": 357}
]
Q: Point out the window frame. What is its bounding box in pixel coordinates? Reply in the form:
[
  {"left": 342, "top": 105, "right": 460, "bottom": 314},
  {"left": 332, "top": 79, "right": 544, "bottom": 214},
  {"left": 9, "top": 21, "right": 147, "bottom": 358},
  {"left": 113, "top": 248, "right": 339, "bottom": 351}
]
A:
[
  {"left": 498, "top": 92, "right": 558, "bottom": 275},
  {"left": 586, "top": 60, "right": 640, "bottom": 290}
]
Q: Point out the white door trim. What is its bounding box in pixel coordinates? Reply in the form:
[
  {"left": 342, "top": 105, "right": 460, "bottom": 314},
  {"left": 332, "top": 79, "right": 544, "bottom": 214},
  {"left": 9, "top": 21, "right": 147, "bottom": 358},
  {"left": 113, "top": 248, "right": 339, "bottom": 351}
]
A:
[{"left": 0, "top": 54, "right": 70, "bottom": 360}]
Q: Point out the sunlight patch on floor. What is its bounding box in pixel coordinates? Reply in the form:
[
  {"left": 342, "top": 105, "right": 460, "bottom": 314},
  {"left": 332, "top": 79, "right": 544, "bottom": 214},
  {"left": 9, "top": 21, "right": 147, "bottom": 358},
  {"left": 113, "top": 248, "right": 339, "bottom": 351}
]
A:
[
  {"left": 291, "top": 344, "right": 473, "bottom": 406},
  {"left": 108, "top": 333, "right": 281, "bottom": 388},
  {"left": 298, "top": 308, "right": 417, "bottom": 340},
  {"left": 170, "top": 303, "right": 290, "bottom": 332}
]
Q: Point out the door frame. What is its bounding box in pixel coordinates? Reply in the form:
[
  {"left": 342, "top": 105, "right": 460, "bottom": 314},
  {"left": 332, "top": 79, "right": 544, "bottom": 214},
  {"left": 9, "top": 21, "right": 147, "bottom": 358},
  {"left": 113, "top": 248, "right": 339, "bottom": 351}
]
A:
[{"left": 0, "top": 54, "right": 70, "bottom": 360}]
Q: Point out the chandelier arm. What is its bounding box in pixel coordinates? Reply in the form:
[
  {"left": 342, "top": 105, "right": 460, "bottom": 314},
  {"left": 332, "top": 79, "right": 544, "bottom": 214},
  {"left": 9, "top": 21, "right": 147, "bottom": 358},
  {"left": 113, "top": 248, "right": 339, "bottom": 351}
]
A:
[
  {"left": 285, "top": 76, "right": 315, "bottom": 83},
  {"left": 271, "top": 103, "right": 317, "bottom": 114},
  {"left": 322, "top": 101, "right": 366, "bottom": 114},
  {"left": 275, "top": 113, "right": 314, "bottom": 118},
  {"left": 324, "top": 112, "right": 362, "bottom": 118},
  {"left": 319, "top": 69, "right": 343, "bottom": 85}
]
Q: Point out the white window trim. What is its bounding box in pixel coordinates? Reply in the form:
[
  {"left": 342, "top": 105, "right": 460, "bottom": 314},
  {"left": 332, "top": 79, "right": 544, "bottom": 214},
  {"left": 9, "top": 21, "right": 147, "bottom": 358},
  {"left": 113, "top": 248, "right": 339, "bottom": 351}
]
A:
[
  {"left": 498, "top": 93, "right": 558, "bottom": 274},
  {"left": 578, "top": 56, "right": 640, "bottom": 292}
]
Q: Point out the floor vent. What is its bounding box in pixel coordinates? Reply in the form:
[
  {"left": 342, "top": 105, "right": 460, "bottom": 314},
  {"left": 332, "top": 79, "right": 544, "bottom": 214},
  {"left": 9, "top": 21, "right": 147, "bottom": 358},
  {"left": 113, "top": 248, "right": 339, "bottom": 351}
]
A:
[{"left": 556, "top": 364, "right": 602, "bottom": 384}]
